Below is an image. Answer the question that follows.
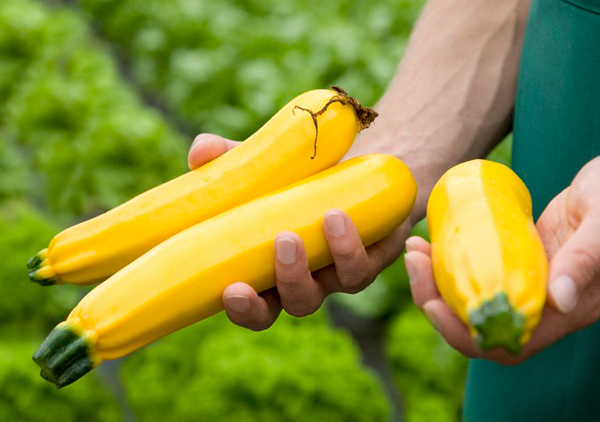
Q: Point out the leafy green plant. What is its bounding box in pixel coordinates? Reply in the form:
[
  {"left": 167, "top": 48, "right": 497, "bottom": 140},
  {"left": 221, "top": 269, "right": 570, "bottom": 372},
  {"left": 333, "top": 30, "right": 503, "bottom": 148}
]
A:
[
  {"left": 388, "top": 307, "right": 468, "bottom": 422},
  {"left": 122, "top": 312, "right": 390, "bottom": 422},
  {"left": 78, "top": 0, "right": 426, "bottom": 140},
  {"left": 0, "top": 138, "right": 28, "bottom": 201},
  {"left": 0, "top": 202, "right": 80, "bottom": 336},
  {"left": 2, "top": 0, "right": 188, "bottom": 219},
  {"left": 0, "top": 339, "right": 120, "bottom": 422}
]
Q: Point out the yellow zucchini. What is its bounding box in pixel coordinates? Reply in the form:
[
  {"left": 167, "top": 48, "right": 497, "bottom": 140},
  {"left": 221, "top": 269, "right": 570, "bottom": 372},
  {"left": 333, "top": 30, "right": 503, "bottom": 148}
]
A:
[
  {"left": 33, "top": 154, "right": 416, "bottom": 387},
  {"left": 427, "top": 159, "right": 547, "bottom": 354},
  {"left": 28, "top": 87, "right": 377, "bottom": 286}
]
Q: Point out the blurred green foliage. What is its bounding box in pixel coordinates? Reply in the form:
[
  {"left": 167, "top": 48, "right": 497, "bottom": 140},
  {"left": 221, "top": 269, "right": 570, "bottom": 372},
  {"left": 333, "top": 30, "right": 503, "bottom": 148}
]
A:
[
  {"left": 1, "top": 0, "right": 187, "bottom": 218},
  {"left": 0, "top": 202, "right": 78, "bottom": 335},
  {"left": 0, "top": 0, "right": 516, "bottom": 420},
  {"left": 122, "top": 312, "right": 389, "bottom": 422},
  {"left": 0, "top": 339, "right": 120, "bottom": 422},
  {"left": 77, "top": 0, "right": 425, "bottom": 140},
  {"left": 388, "top": 307, "right": 468, "bottom": 422},
  {"left": 487, "top": 134, "right": 513, "bottom": 167},
  {"left": 0, "top": 0, "right": 187, "bottom": 418}
]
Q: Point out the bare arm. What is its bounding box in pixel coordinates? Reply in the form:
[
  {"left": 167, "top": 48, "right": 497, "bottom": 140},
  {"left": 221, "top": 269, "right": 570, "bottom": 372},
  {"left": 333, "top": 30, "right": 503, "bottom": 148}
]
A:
[
  {"left": 188, "top": 0, "right": 534, "bottom": 329},
  {"left": 350, "top": 0, "right": 532, "bottom": 221}
]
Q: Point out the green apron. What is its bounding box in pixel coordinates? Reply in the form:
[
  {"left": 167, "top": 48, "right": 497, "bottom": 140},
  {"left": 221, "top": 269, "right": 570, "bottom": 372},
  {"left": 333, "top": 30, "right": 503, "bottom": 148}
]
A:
[{"left": 463, "top": 0, "right": 600, "bottom": 420}]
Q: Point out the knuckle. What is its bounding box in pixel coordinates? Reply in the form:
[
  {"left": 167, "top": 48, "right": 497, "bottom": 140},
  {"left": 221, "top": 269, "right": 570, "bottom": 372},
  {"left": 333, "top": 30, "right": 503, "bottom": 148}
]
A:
[
  {"left": 411, "top": 292, "right": 424, "bottom": 309},
  {"left": 336, "top": 256, "right": 374, "bottom": 289},
  {"left": 227, "top": 313, "right": 258, "bottom": 331},
  {"left": 331, "top": 242, "right": 362, "bottom": 264},
  {"left": 276, "top": 271, "right": 303, "bottom": 290},
  {"left": 247, "top": 320, "right": 274, "bottom": 332},
  {"left": 569, "top": 247, "right": 600, "bottom": 280},
  {"left": 339, "top": 269, "right": 373, "bottom": 291},
  {"left": 331, "top": 245, "right": 374, "bottom": 290},
  {"left": 285, "top": 304, "right": 318, "bottom": 318},
  {"left": 247, "top": 312, "right": 278, "bottom": 331},
  {"left": 282, "top": 295, "right": 321, "bottom": 317},
  {"left": 368, "top": 243, "right": 391, "bottom": 270},
  {"left": 457, "top": 347, "right": 478, "bottom": 360},
  {"left": 443, "top": 336, "right": 478, "bottom": 359},
  {"left": 226, "top": 306, "right": 276, "bottom": 332}
]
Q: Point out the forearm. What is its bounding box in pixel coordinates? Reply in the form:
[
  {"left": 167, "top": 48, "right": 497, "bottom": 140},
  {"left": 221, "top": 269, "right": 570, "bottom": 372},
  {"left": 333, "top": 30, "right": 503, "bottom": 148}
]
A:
[{"left": 348, "top": 0, "right": 532, "bottom": 222}]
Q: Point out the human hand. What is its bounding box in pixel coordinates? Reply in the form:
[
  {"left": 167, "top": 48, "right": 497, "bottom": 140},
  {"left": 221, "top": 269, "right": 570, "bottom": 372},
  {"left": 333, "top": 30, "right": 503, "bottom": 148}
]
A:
[
  {"left": 406, "top": 156, "right": 600, "bottom": 365},
  {"left": 188, "top": 134, "right": 413, "bottom": 330}
]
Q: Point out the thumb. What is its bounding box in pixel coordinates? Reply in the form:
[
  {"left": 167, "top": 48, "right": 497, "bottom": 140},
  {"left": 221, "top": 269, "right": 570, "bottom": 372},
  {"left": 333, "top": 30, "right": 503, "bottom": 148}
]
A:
[
  {"left": 188, "top": 134, "right": 239, "bottom": 170},
  {"left": 548, "top": 216, "right": 600, "bottom": 314}
]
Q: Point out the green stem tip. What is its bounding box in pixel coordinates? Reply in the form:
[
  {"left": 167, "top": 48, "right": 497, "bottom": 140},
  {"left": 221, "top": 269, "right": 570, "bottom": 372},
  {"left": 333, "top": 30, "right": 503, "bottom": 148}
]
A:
[
  {"left": 27, "top": 250, "right": 59, "bottom": 286},
  {"left": 27, "top": 253, "right": 43, "bottom": 270},
  {"left": 28, "top": 270, "right": 59, "bottom": 286},
  {"left": 33, "top": 324, "right": 95, "bottom": 388},
  {"left": 468, "top": 292, "right": 525, "bottom": 355}
]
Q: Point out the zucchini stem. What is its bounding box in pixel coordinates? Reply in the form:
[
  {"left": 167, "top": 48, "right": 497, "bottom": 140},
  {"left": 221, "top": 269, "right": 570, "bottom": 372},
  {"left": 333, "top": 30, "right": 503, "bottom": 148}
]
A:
[
  {"left": 293, "top": 86, "right": 378, "bottom": 159},
  {"left": 33, "top": 323, "right": 97, "bottom": 388},
  {"left": 469, "top": 292, "right": 526, "bottom": 355}
]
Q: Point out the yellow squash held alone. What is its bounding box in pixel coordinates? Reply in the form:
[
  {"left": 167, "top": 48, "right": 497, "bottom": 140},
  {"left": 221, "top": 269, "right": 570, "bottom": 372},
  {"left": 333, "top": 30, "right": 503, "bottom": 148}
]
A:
[
  {"left": 427, "top": 159, "right": 547, "bottom": 354},
  {"left": 28, "top": 87, "right": 377, "bottom": 286},
  {"left": 33, "top": 154, "right": 416, "bottom": 387}
]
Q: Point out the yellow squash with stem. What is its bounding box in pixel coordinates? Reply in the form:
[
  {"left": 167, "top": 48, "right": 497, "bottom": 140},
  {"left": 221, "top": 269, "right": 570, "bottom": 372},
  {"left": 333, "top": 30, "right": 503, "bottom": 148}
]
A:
[
  {"left": 28, "top": 87, "right": 376, "bottom": 286},
  {"left": 33, "top": 154, "right": 416, "bottom": 387},
  {"left": 427, "top": 159, "right": 548, "bottom": 354}
]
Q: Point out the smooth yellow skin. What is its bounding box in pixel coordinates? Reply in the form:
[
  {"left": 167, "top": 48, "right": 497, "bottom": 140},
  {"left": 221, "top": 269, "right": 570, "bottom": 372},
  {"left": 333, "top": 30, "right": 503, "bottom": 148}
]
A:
[
  {"left": 427, "top": 159, "right": 548, "bottom": 345},
  {"left": 64, "top": 154, "right": 416, "bottom": 363},
  {"left": 41, "top": 89, "right": 359, "bottom": 284}
]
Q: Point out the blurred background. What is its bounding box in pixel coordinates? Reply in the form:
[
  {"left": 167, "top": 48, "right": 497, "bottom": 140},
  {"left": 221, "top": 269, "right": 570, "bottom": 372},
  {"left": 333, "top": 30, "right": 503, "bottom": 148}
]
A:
[{"left": 0, "top": 0, "right": 512, "bottom": 421}]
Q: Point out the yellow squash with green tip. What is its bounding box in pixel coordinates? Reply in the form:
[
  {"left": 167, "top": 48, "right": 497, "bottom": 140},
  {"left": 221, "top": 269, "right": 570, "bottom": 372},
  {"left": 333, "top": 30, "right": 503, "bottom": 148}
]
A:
[
  {"left": 427, "top": 159, "right": 548, "bottom": 354},
  {"left": 33, "top": 154, "right": 416, "bottom": 387},
  {"left": 28, "top": 88, "right": 376, "bottom": 286}
]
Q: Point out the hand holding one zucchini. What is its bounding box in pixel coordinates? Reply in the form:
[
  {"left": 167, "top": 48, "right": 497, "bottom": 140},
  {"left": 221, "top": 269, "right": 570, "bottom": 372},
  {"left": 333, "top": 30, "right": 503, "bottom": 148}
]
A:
[
  {"left": 409, "top": 157, "right": 600, "bottom": 363},
  {"left": 425, "top": 160, "right": 548, "bottom": 355}
]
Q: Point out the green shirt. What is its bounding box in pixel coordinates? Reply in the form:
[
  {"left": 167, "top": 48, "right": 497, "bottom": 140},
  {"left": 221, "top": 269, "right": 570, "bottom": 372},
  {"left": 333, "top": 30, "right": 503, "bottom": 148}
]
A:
[{"left": 463, "top": 0, "right": 600, "bottom": 420}]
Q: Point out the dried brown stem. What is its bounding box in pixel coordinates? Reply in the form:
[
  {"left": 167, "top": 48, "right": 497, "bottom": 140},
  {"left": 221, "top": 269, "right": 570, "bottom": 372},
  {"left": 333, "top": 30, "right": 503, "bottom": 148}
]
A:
[{"left": 293, "top": 86, "right": 378, "bottom": 159}]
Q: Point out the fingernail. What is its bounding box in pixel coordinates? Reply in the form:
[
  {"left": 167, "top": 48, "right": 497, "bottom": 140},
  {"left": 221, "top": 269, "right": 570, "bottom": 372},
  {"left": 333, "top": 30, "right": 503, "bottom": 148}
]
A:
[
  {"left": 550, "top": 275, "right": 578, "bottom": 313},
  {"left": 225, "top": 295, "right": 251, "bottom": 313},
  {"left": 423, "top": 302, "right": 441, "bottom": 332},
  {"left": 276, "top": 237, "right": 296, "bottom": 265},
  {"left": 191, "top": 135, "right": 207, "bottom": 149},
  {"left": 405, "top": 237, "right": 418, "bottom": 252},
  {"left": 404, "top": 254, "right": 418, "bottom": 286},
  {"left": 325, "top": 211, "right": 346, "bottom": 237}
]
